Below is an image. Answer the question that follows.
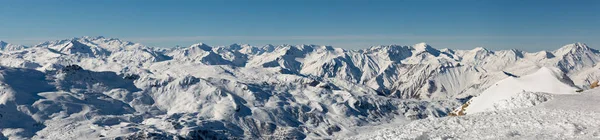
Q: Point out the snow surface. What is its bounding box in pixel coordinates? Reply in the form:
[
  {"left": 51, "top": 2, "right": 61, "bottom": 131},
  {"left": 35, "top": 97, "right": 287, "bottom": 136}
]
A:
[
  {"left": 464, "top": 67, "right": 580, "bottom": 114},
  {"left": 0, "top": 36, "right": 599, "bottom": 139},
  {"left": 0, "top": 41, "right": 26, "bottom": 52},
  {"left": 351, "top": 88, "right": 600, "bottom": 140}
]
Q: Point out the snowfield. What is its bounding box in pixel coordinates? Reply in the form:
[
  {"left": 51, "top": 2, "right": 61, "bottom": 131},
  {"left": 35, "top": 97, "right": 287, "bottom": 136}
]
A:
[
  {"left": 351, "top": 89, "right": 600, "bottom": 140},
  {"left": 0, "top": 36, "right": 599, "bottom": 139},
  {"left": 464, "top": 67, "right": 579, "bottom": 114},
  {"left": 351, "top": 64, "right": 599, "bottom": 139}
]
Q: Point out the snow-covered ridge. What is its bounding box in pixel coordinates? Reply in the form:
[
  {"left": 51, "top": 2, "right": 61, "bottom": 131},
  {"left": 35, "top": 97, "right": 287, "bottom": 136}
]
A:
[
  {"left": 2, "top": 37, "right": 599, "bottom": 102},
  {"left": 352, "top": 84, "right": 600, "bottom": 140},
  {"left": 0, "top": 41, "right": 27, "bottom": 52},
  {"left": 1, "top": 38, "right": 598, "bottom": 100},
  {"left": 462, "top": 67, "right": 580, "bottom": 114},
  {"left": 1, "top": 36, "right": 600, "bottom": 139},
  {"left": 351, "top": 89, "right": 600, "bottom": 140}
]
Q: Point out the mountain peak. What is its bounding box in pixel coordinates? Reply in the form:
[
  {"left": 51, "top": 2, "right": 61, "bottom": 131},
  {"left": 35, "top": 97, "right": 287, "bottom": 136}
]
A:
[
  {"left": 81, "top": 36, "right": 106, "bottom": 40},
  {"left": 63, "top": 40, "right": 91, "bottom": 51},
  {"left": 228, "top": 43, "right": 242, "bottom": 50},
  {"left": 413, "top": 42, "right": 432, "bottom": 49},
  {"left": 190, "top": 43, "right": 213, "bottom": 51},
  {"left": 536, "top": 50, "right": 556, "bottom": 59},
  {"left": 0, "top": 41, "right": 8, "bottom": 49},
  {"left": 554, "top": 42, "right": 598, "bottom": 56},
  {"left": 559, "top": 42, "right": 589, "bottom": 50},
  {"left": 0, "top": 41, "right": 27, "bottom": 51},
  {"left": 472, "top": 47, "right": 489, "bottom": 52},
  {"left": 412, "top": 42, "right": 441, "bottom": 56}
]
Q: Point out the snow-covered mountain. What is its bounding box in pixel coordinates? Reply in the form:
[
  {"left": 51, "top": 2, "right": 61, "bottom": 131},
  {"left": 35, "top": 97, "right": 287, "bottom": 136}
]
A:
[
  {"left": 0, "top": 36, "right": 599, "bottom": 139},
  {"left": 454, "top": 67, "right": 580, "bottom": 115},
  {"left": 351, "top": 67, "right": 600, "bottom": 139},
  {"left": 0, "top": 41, "right": 27, "bottom": 52},
  {"left": 352, "top": 89, "right": 600, "bottom": 139}
]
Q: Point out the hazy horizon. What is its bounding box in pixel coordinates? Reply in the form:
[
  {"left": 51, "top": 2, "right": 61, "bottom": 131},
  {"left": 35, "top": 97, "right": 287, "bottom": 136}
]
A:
[
  {"left": 1, "top": 35, "right": 596, "bottom": 53},
  {"left": 1, "top": 0, "right": 598, "bottom": 51}
]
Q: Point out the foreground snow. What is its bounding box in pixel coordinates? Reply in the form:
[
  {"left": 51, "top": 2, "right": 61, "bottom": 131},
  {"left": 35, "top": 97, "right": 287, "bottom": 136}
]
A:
[
  {"left": 352, "top": 89, "right": 600, "bottom": 139},
  {"left": 464, "top": 67, "right": 580, "bottom": 114},
  {"left": 352, "top": 67, "right": 598, "bottom": 139}
]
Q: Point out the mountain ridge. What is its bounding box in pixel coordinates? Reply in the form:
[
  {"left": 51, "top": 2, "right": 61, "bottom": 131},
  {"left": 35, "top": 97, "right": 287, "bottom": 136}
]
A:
[{"left": 1, "top": 36, "right": 600, "bottom": 139}]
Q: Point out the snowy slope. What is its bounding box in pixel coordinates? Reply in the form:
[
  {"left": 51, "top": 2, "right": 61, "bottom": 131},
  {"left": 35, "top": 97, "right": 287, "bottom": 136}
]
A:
[
  {"left": 0, "top": 37, "right": 600, "bottom": 139},
  {"left": 464, "top": 67, "right": 580, "bottom": 114},
  {"left": 0, "top": 41, "right": 27, "bottom": 52},
  {"left": 351, "top": 88, "right": 600, "bottom": 140},
  {"left": 351, "top": 66, "right": 600, "bottom": 140}
]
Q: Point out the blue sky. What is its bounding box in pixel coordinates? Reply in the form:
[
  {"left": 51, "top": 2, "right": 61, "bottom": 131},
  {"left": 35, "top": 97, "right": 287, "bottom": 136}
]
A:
[{"left": 0, "top": 0, "right": 598, "bottom": 51}]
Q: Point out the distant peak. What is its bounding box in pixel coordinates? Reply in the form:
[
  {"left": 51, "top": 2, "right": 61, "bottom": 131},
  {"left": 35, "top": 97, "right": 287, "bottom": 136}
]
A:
[
  {"left": 64, "top": 40, "right": 91, "bottom": 49},
  {"left": 69, "top": 40, "right": 83, "bottom": 44},
  {"left": 239, "top": 44, "right": 252, "bottom": 48},
  {"left": 0, "top": 41, "right": 7, "bottom": 48},
  {"left": 440, "top": 48, "right": 456, "bottom": 54},
  {"left": 554, "top": 42, "right": 597, "bottom": 55},
  {"left": 413, "top": 42, "right": 432, "bottom": 49},
  {"left": 191, "top": 42, "right": 208, "bottom": 46},
  {"left": 228, "top": 43, "right": 242, "bottom": 50},
  {"left": 412, "top": 42, "right": 441, "bottom": 56},
  {"left": 412, "top": 42, "right": 435, "bottom": 50},
  {"left": 261, "top": 44, "right": 276, "bottom": 51},
  {"left": 226, "top": 43, "right": 253, "bottom": 50},
  {"left": 472, "top": 47, "right": 488, "bottom": 51},
  {"left": 574, "top": 42, "right": 587, "bottom": 47},
  {"left": 536, "top": 50, "right": 556, "bottom": 58},
  {"left": 439, "top": 48, "right": 452, "bottom": 51},
  {"left": 81, "top": 36, "right": 106, "bottom": 40},
  {"left": 317, "top": 45, "right": 335, "bottom": 51},
  {"left": 190, "top": 43, "right": 212, "bottom": 51},
  {"left": 560, "top": 42, "right": 589, "bottom": 50}
]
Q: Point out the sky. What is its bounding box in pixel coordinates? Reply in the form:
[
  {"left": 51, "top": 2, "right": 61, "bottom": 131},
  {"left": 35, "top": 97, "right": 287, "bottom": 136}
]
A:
[{"left": 0, "top": 0, "right": 598, "bottom": 51}]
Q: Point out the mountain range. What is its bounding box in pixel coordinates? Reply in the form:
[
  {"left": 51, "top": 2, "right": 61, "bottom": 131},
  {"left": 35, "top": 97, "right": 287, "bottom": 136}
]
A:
[{"left": 0, "top": 36, "right": 599, "bottom": 139}]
